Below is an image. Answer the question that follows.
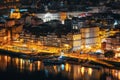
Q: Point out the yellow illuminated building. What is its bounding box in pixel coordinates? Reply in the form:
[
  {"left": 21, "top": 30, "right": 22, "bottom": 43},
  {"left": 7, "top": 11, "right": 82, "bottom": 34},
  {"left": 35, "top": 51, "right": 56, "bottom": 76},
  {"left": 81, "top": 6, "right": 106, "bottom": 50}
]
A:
[
  {"left": 80, "top": 26, "right": 101, "bottom": 50},
  {"left": 66, "top": 33, "right": 81, "bottom": 51},
  {"left": 10, "top": 9, "right": 21, "bottom": 19}
]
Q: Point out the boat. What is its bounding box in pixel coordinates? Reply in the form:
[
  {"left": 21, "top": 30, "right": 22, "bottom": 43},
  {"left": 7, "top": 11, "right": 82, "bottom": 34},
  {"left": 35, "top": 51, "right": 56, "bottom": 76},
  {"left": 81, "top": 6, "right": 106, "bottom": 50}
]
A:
[{"left": 43, "top": 58, "right": 65, "bottom": 65}]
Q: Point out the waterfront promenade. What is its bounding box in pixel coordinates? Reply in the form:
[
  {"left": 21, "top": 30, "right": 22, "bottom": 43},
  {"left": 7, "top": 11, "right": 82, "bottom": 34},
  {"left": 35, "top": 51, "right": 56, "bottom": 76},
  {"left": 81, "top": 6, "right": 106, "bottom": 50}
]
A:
[{"left": 0, "top": 42, "right": 120, "bottom": 69}]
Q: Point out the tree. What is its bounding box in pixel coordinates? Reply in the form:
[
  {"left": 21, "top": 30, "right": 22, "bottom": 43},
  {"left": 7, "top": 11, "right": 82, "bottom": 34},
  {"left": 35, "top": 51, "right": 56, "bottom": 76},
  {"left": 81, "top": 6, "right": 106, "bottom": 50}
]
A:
[{"left": 104, "top": 50, "right": 115, "bottom": 58}]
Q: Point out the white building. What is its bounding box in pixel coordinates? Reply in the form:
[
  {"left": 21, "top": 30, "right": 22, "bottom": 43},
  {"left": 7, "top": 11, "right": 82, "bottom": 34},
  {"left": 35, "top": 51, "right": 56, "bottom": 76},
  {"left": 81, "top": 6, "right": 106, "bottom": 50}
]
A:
[
  {"left": 35, "top": 12, "right": 92, "bottom": 23},
  {"left": 36, "top": 12, "right": 60, "bottom": 22}
]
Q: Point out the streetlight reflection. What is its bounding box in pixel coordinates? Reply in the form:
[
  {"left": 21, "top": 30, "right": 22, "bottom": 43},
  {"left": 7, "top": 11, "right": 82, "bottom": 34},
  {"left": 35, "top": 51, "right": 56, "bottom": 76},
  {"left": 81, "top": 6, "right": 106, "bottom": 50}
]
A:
[
  {"left": 88, "top": 68, "right": 93, "bottom": 76},
  {"left": 81, "top": 67, "right": 85, "bottom": 75}
]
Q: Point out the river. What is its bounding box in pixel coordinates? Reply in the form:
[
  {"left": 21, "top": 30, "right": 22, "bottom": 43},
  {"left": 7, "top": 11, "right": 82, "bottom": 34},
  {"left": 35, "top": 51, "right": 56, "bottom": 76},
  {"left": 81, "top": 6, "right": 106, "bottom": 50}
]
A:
[{"left": 0, "top": 54, "right": 119, "bottom": 80}]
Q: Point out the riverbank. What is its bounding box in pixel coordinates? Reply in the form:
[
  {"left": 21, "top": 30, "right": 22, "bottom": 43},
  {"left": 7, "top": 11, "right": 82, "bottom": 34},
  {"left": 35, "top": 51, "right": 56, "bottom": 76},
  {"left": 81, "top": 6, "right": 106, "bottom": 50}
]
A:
[
  {"left": 0, "top": 49, "right": 59, "bottom": 61},
  {"left": 0, "top": 49, "right": 120, "bottom": 70}
]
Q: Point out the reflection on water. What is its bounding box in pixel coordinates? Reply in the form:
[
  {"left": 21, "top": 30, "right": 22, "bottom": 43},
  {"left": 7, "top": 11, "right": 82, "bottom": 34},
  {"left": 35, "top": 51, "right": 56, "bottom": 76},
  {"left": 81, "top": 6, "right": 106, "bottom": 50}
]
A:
[{"left": 0, "top": 54, "right": 119, "bottom": 80}]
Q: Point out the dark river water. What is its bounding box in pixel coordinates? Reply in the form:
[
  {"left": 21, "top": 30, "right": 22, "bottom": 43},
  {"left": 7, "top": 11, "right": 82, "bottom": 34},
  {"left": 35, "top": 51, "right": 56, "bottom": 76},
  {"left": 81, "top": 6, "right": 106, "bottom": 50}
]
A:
[{"left": 0, "top": 54, "right": 119, "bottom": 80}]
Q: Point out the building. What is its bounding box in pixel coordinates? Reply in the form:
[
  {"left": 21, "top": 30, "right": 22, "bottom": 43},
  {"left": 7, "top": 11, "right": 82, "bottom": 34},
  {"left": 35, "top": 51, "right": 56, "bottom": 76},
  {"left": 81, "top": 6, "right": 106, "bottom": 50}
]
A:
[
  {"left": 80, "top": 26, "right": 101, "bottom": 49},
  {"left": 36, "top": 12, "right": 60, "bottom": 22},
  {"left": 106, "top": 32, "right": 120, "bottom": 50},
  {"left": 12, "top": 24, "right": 23, "bottom": 40},
  {"left": 35, "top": 12, "right": 92, "bottom": 23},
  {"left": 10, "top": 9, "right": 21, "bottom": 19},
  {"left": 0, "top": 0, "right": 21, "bottom": 10},
  {"left": 0, "top": 27, "right": 7, "bottom": 45},
  {"left": 41, "top": 33, "right": 82, "bottom": 51},
  {"left": 43, "top": 33, "right": 61, "bottom": 47},
  {"left": 72, "top": 17, "right": 86, "bottom": 30},
  {"left": 4, "top": 18, "right": 23, "bottom": 41},
  {"left": 106, "top": 32, "right": 120, "bottom": 57},
  {"left": 66, "top": 33, "right": 81, "bottom": 51}
]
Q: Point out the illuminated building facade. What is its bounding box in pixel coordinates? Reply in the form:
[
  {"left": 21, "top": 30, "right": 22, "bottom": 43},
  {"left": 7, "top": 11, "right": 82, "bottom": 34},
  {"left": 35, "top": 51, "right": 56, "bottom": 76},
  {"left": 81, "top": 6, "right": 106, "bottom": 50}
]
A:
[
  {"left": 35, "top": 12, "right": 89, "bottom": 23},
  {"left": 42, "top": 34, "right": 61, "bottom": 47},
  {"left": 18, "top": 32, "right": 82, "bottom": 51},
  {"left": 0, "top": 27, "right": 7, "bottom": 44},
  {"left": 5, "top": 19, "right": 15, "bottom": 41},
  {"left": 12, "top": 24, "right": 23, "bottom": 40},
  {"left": 1, "top": 19, "right": 23, "bottom": 42},
  {"left": 36, "top": 12, "right": 60, "bottom": 22},
  {"left": 105, "top": 32, "right": 120, "bottom": 57},
  {"left": 66, "top": 33, "right": 81, "bottom": 51},
  {"left": 39, "top": 33, "right": 81, "bottom": 51},
  {"left": 10, "top": 9, "right": 21, "bottom": 19},
  {"left": 106, "top": 32, "right": 120, "bottom": 50},
  {"left": 80, "top": 26, "right": 101, "bottom": 48}
]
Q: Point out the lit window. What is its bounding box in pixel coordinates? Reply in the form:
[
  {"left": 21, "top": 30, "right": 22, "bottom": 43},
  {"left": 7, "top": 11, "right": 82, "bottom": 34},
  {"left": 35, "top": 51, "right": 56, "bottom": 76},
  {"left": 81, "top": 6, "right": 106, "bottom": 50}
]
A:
[{"left": 75, "top": 26, "right": 78, "bottom": 29}]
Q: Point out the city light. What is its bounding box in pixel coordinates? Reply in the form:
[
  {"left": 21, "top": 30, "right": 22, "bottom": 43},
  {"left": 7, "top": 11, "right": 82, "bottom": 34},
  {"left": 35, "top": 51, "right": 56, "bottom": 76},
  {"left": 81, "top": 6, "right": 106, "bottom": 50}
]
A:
[{"left": 0, "top": 0, "right": 120, "bottom": 79}]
